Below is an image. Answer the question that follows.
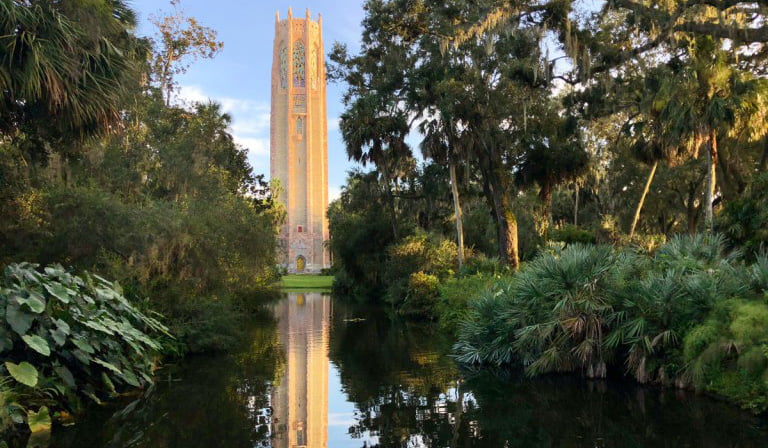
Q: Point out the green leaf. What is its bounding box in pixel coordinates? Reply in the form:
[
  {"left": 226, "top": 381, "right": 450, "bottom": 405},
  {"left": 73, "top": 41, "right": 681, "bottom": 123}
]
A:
[
  {"left": 53, "top": 318, "right": 71, "bottom": 335},
  {"left": 14, "top": 292, "right": 45, "bottom": 314},
  {"left": 27, "top": 406, "right": 52, "bottom": 433},
  {"left": 83, "top": 319, "right": 114, "bottom": 335},
  {"left": 6, "top": 302, "right": 34, "bottom": 335},
  {"left": 44, "top": 282, "right": 71, "bottom": 304},
  {"left": 50, "top": 328, "right": 67, "bottom": 346},
  {"left": 93, "top": 358, "right": 122, "bottom": 375},
  {"left": 102, "top": 372, "right": 117, "bottom": 396},
  {"left": 5, "top": 361, "right": 39, "bottom": 387},
  {"left": 119, "top": 368, "right": 140, "bottom": 387},
  {"left": 71, "top": 349, "right": 92, "bottom": 365},
  {"left": 72, "top": 338, "right": 95, "bottom": 354},
  {"left": 54, "top": 364, "right": 76, "bottom": 388},
  {"left": 22, "top": 335, "right": 51, "bottom": 356}
]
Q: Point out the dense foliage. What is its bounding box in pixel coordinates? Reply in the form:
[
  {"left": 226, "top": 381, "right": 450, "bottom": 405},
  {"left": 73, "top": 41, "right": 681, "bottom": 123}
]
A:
[
  {"left": 0, "top": 2, "right": 281, "bottom": 355},
  {"left": 328, "top": 0, "right": 768, "bottom": 313},
  {"left": 454, "top": 235, "right": 768, "bottom": 411},
  {"left": 0, "top": 0, "right": 281, "bottom": 439},
  {"left": 0, "top": 263, "right": 168, "bottom": 436}
]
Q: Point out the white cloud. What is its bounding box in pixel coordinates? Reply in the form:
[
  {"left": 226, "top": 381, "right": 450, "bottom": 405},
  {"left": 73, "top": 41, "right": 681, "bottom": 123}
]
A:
[
  {"left": 328, "top": 412, "right": 356, "bottom": 427},
  {"left": 235, "top": 137, "right": 269, "bottom": 156},
  {"left": 327, "top": 116, "right": 340, "bottom": 133},
  {"left": 329, "top": 185, "right": 341, "bottom": 202}
]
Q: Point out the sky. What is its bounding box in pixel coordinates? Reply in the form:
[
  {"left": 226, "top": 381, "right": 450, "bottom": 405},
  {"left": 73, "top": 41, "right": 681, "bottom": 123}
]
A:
[{"left": 128, "top": 0, "right": 369, "bottom": 201}]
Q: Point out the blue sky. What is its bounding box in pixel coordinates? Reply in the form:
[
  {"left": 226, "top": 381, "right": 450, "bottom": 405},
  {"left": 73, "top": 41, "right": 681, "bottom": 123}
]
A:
[{"left": 128, "top": 0, "right": 368, "bottom": 200}]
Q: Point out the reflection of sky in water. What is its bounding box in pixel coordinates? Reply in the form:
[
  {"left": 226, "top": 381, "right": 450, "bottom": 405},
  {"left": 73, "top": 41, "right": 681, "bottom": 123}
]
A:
[
  {"left": 277, "top": 292, "right": 380, "bottom": 447},
  {"left": 328, "top": 367, "right": 378, "bottom": 447},
  {"left": 49, "top": 292, "right": 768, "bottom": 448}
]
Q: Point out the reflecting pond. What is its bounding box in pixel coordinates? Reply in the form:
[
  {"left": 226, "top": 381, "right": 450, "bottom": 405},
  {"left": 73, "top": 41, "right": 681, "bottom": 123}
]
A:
[{"left": 51, "top": 292, "right": 768, "bottom": 447}]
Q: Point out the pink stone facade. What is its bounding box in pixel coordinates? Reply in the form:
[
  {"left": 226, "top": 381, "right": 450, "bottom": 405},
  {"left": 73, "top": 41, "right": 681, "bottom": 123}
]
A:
[{"left": 270, "top": 8, "right": 330, "bottom": 273}]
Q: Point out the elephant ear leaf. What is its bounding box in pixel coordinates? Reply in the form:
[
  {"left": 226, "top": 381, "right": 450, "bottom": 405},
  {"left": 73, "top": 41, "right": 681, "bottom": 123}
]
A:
[
  {"left": 5, "top": 361, "right": 38, "bottom": 387},
  {"left": 54, "top": 365, "right": 76, "bottom": 388},
  {"left": 15, "top": 292, "right": 45, "bottom": 313},
  {"left": 44, "top": 282, "right": 72, "bottom": 304},
  {"left": 22, "top": 335, "right": 51, "bottom": 356},
  {"left": 27, "top": 406, "right": 52, "bottom": 433},
  {"left": 6, "top": 303, "right": 34, "bottom": 335}
]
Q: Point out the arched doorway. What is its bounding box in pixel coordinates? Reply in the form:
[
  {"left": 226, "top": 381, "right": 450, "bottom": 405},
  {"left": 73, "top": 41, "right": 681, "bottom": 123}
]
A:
[{"left": 296, "top": 255, "right": 306, "bottom": 273}]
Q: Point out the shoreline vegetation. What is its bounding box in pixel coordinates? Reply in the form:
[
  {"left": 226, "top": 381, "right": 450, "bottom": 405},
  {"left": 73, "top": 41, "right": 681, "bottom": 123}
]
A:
[
  {"left": 324, "top": 0, "right": 768, "bottom": 420},
  {"left": 0, "top": 1, "right": 282, "bottom": 443}
]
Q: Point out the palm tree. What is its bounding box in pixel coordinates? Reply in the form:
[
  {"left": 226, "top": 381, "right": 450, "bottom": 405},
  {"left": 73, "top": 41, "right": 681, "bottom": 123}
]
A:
[
  {"left": 659, "top": 38, "right": 768, "bottom": 232},
  {"left": 340, "top": 96, "right": 413, "bottom": 240},
  {"left": 0, "top": 0, "right": 143, "bottom": 140}
]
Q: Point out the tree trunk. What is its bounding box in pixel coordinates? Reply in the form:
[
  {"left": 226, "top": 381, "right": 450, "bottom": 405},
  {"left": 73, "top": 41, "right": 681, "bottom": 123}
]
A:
[
  {"left": 629, "top": 160, "right": 658, "bottom": 238},
  {"left": 449, "top": 162, "right": 465, "bottom": 269},
  {"left": 705, "top": 129, "right": 718, "bottom": 233},
  {"left": 489, "top": 177, "right": 519, "bottom": 268},
  {"left": 573, "top": 183, "right": 580, "bottom": 226},
  {"left": 379, "top": 161, "right": 399, "bottom": 240},
  {"left": 760, "top": 137, "right": 768, "bottom": 172},
  {"left": 537, "top": 183, "right": 552, "bottom": 239}
]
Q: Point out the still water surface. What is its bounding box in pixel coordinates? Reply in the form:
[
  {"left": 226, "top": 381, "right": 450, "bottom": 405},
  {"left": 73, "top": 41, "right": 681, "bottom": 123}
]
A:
[{"left": 53, "top": 293, "right": 768, "bottom": 447}]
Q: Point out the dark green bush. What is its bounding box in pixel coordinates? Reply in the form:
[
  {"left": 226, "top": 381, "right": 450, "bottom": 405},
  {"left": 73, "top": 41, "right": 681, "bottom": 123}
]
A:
[
  {"left": 399, "top": 271, "right": 441, "bottom": 319},
  {"left": 436, "top": 275, "right": 495, "bottom": 334},
  {"left": 717, "top": 172, "right": 768, "bottom": 256},
  {"left": 0, "top": 263, "right": 168, "bottom": 431},
  {"left": 453, "top": 234, "right": 768, "bottom": 411},
  {"left": 550, "top": 224, "right": 596, "bottom": 245},
  {"left": 383, "top": 232, "right": 457, "bottom": 309}
]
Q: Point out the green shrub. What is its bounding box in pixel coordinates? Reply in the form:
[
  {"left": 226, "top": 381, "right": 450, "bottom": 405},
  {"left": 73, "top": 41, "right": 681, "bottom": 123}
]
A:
[
  {"left": 399, "top": 272, "right": 440, "bottom": 319},
  {"left": 0, "top": 263, "right": 169, "bottom": 424},
  {"left": 684, "top": 299, "right": 768, "bottom": 412},
  {"left": 454, "top": 280, "right": 519, "bottom": 365},
  {"left": 455, "top": 244, "right": 628, "bottom": 377},
  {"left": 452, "top": 234, "right": 768, "bottom": 410},
  {"left": 717, "top": 172, "right": 768, "bottom": 256},
  {"left": 436, "top": 275, "right": 495, "bottom": 334},
  {"left": 615, "top": 233, "right": 667, "bottom": 254},
  {"left": 458, "top": 254, "right": 508, "bottom": 277},
  {"left": 549, "top": 224, "right": 596, "bottom": 245},
  {"left": 384, "top": 232, "right": 457, "bottom": 308}
]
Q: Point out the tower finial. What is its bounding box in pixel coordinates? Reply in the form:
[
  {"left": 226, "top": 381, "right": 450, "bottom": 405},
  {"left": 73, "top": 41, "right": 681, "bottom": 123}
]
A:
[
  {"left": 306, "top": 8, "right": 311, "bottom": 19},
  {"left": 288, "top": 7, "right": 292, "bottom": 18},
  {"left": 276, "top": 10, "right": 280, "bottom": 22}
]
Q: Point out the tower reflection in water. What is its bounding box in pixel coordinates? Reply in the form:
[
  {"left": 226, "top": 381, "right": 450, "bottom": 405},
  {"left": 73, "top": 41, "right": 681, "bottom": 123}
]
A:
[{"left": 272, "top": 292, "right": 330, "bottom": 448}]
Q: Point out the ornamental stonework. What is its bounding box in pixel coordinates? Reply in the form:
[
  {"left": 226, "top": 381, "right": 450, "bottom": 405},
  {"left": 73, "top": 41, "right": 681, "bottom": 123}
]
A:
[{"left": 270, "top": 8, "right": 329, "bottom": 273}]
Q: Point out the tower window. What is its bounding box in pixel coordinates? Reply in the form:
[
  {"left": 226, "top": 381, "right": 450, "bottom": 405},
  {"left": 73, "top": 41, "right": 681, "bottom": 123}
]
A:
[
  {"left": 297, "top": 226, "right": 303, "bottom": 233},
  {"left": 279, "top": 47, "right": 288, "bottom": 89},
  {"left": 293, "top": 41, "right": 305, "bottom": 87},
  {"left": 296, "top": 117, "right": 303, "bottom": 135}
]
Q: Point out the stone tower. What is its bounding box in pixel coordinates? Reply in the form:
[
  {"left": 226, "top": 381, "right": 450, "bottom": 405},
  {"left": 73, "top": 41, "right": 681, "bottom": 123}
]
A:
[{"left": 270, "top": 8, "right": 330, "bottom": 273}]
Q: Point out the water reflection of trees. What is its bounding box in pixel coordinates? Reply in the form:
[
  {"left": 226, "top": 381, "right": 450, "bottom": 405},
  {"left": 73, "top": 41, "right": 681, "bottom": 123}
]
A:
[
  {"left": 329, "top": 302, "right": 472, "bottom": 447},
  {"left": 329, "top": 302, "right": 768, "bottom": 448},
  {"left": 53, "top": 312, "right": 284, "bottom": 448}
]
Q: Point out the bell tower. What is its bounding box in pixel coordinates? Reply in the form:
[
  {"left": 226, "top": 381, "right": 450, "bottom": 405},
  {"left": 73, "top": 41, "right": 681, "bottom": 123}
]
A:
[{"left": 270, "top": 8, "right": 330, "bottom": 273}]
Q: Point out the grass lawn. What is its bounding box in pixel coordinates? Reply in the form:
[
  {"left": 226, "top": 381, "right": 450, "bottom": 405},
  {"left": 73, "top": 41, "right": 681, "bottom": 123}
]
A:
[{"left": 280, "top": 274, "right": 334, "bottom": 290}]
